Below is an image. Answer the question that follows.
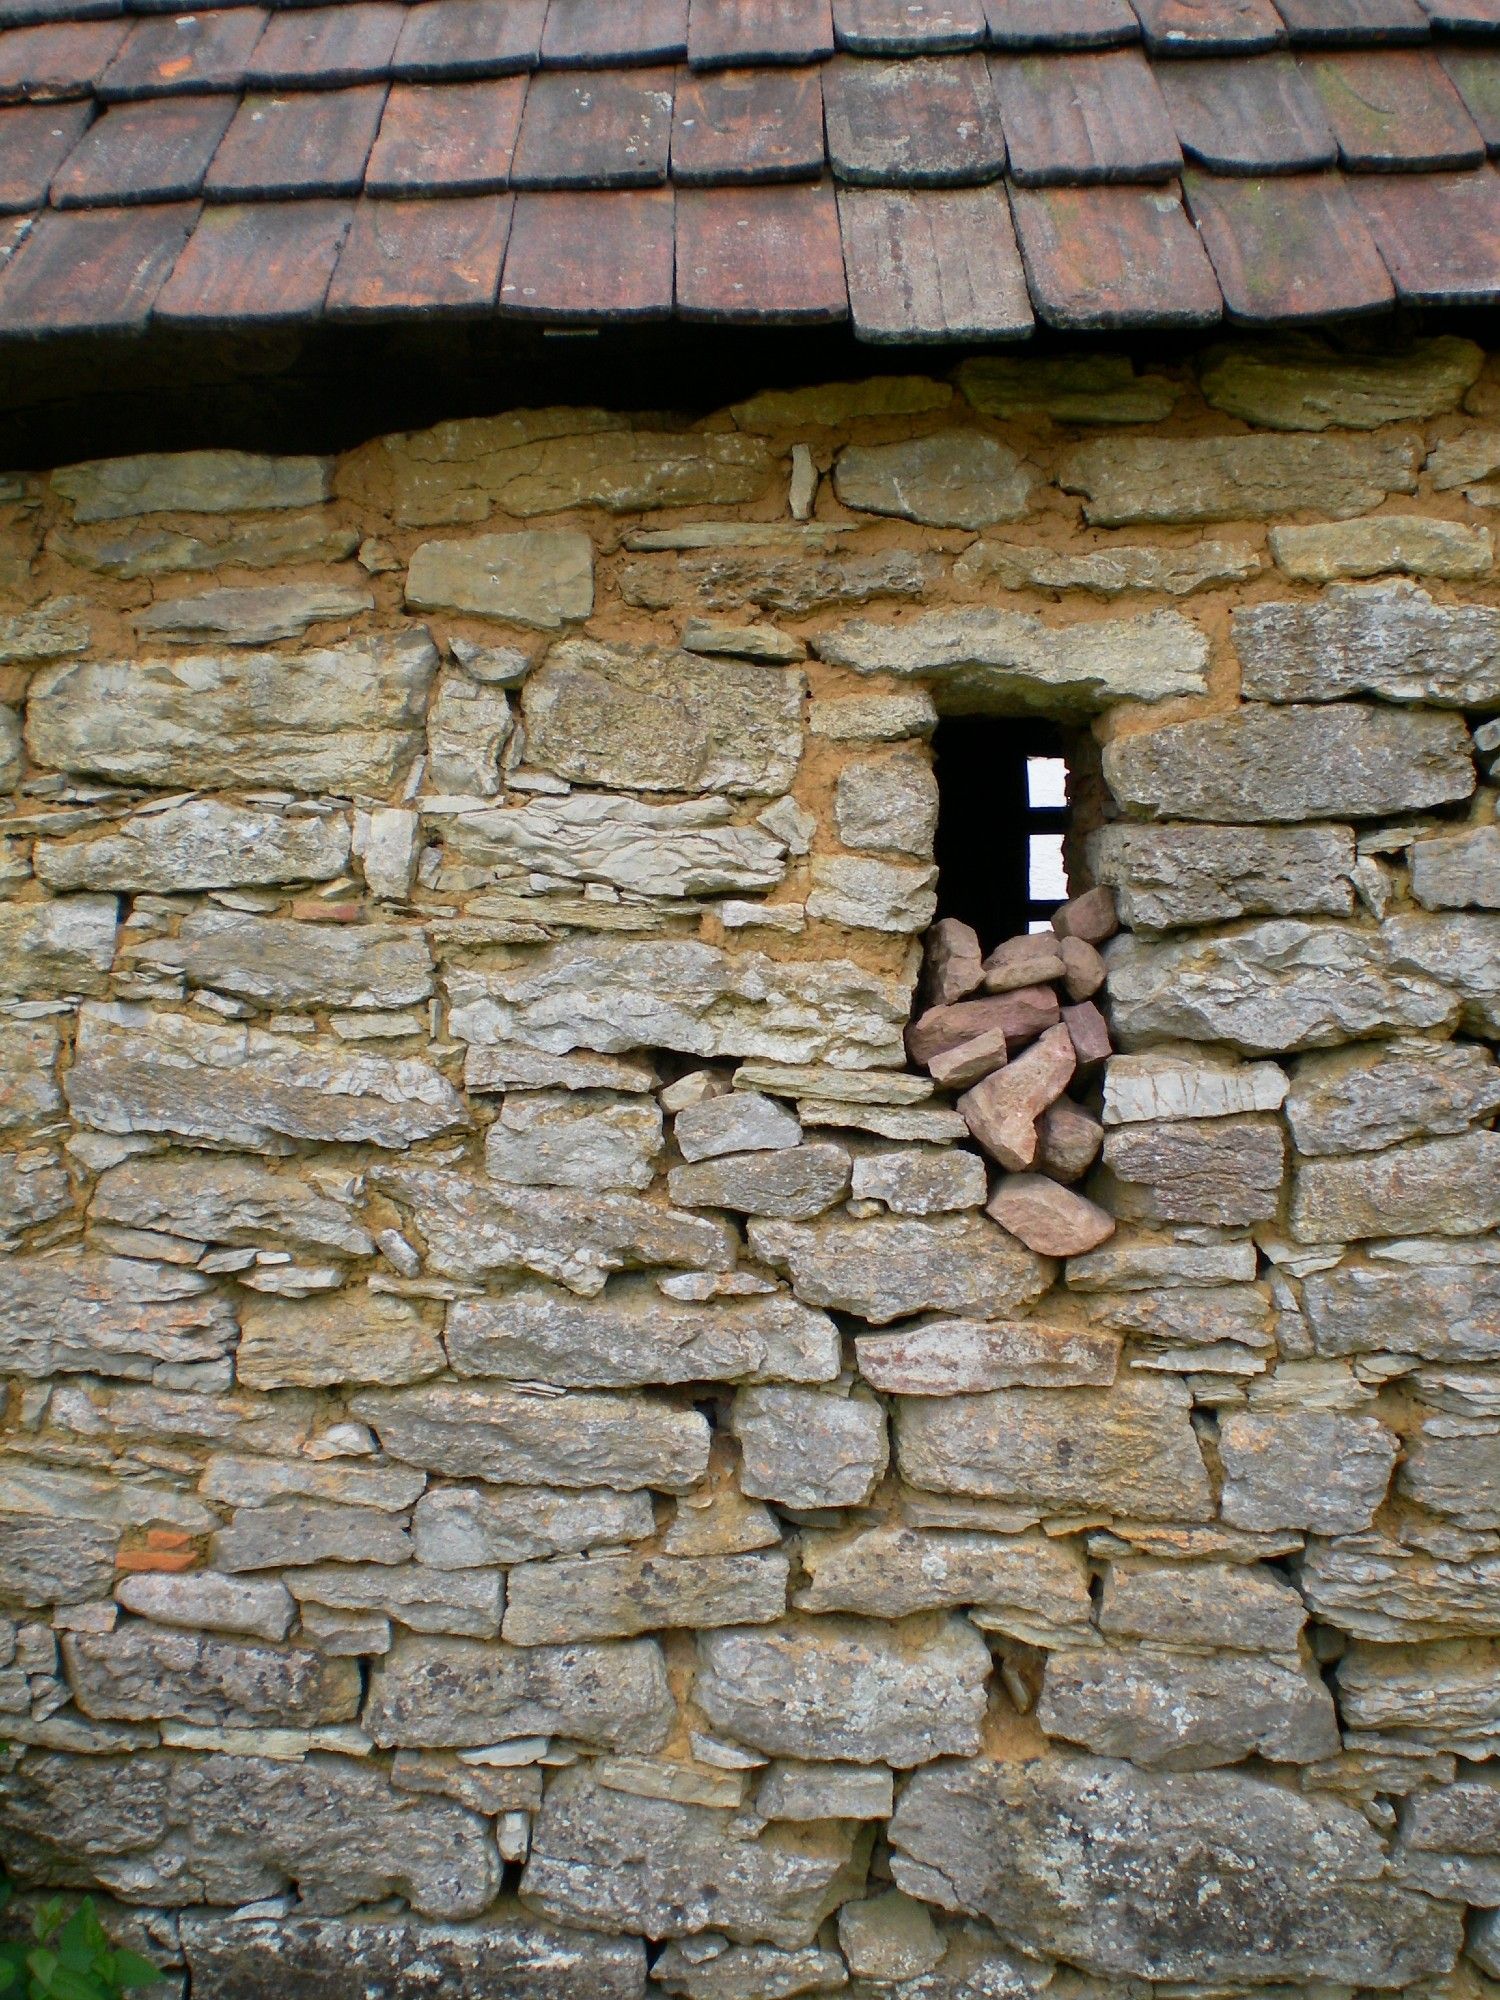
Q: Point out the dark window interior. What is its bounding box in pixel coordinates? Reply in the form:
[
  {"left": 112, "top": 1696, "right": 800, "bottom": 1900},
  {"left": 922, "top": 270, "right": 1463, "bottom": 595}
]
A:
[{"left": 932, "top": 716, "right": 1070, "bottom": 953}]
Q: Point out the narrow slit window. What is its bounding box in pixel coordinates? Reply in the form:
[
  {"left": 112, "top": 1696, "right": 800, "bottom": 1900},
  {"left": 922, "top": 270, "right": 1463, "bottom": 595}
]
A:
[{"left": 932, "top": 718, "right": 1071, "bottom": 951}]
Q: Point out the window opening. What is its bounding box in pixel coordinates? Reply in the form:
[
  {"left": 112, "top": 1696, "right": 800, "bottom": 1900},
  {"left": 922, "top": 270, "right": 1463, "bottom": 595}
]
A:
[{"left": 931, "top": 717, "right": 1071, "bottom": 953}]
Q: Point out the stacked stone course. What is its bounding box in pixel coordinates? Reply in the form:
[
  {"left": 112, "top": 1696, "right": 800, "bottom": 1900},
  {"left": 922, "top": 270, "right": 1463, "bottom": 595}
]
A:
[{"left": 0, "top": 337, "right": 1498, "bottom": 1998}]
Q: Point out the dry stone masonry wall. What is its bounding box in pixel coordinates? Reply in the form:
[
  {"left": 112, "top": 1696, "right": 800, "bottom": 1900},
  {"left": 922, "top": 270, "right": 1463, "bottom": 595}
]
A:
[{"left": 1, "top": 337, "right": 1499, "bottom": 1999}]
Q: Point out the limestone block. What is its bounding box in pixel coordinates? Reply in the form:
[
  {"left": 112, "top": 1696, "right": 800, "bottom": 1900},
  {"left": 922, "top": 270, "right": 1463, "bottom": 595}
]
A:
[
  {"left": 1385, "top": 910, "right": 1500, "bottom": 1038},
  {"left": 1401, "top": 1428, "right": 1500, "bottom": 1530},
  {"left": 893, "top": 1376, "right": 1213, "bottom": 1520},
  {"left": 1038, "top": 1644, "right": 1339, "bottom": 1769},
  {"left": 986, "top": 1177, "right": 1114, "bottom": 1259},
  {"left": 653, "top": 1941, "right": 847, "bottom": 1999},
  {"left": 848, "top": 1144, "right": 987, "bottom": 1214},
  {"left": 521, "top": 639, "right": 801, "bottom": 795},
  {"left": 412, "top": 1486, "right": 651, "bottom": 1570},
  {"left": 1270, "top": 515, "right": 1492, "bottom": 582},
  {"left": 51, "top": 513, "right": 360, "bottom": 577},
  {"left": 794, "top": 1521, "right": 1091, "bottom": 1633},
  {"left": 520, "top": 1765, "right": 866, "bottom": 1948},
  {"left": 212, "top": 1501, "right": 413, "bottom": 1572},
  {"left": 485, "top": 1090, "right": 664, "bottom": 1192},
  {"left": 423, "top": 675, "right": 514, "bottom": 794},
  {"left": 90, "top": 1154, "right": 374, "bottom": 1257},
  {"left": 1394, "top": 1777, "right": 1500, "bottom": 1904},
  {"left": 132, "top": 910, "right": 433, "bottom": 1011},
  {"left": 1, "top": 1749, "right": 503, "bottom": 1918},
  {"left": 669, "top": 1142, "right": 852, "bottom": 1219},
  {"left": 26, "top": 631, "right": 438, "bottom": 792},
  {"left": 1234, "top": 583, "right": 1500, "bottom": 707},
  {"left": 1106, "top": 920, "right": 1457, "bottom": 1054},
  {"left": 888, "top": 1756, "right": 1461, "bottom": 1986},
  {"left": 1059, "top": 431, "right": 1422, "bottom": 525},
  {"left": 467, "top": 1045, "right": 658, "bottom": 1094},
  {"left": 757, "top": 1762, "right": 894, "bottom": 1822},
  {"left": 732, "top": 1386, "right": 888, "bottom": 1509},
  {"left": 808, "top": 691, "right": 937, "bottom": 741},
  {"left": 695, "top": 1612, "right": 991, "bottom": 1766},
  {"left": 36, "top": 799, "right": 351, "bottom": 894},
  {"left": 353, "top": 1381, "right": 711, "bottom": 1493},
  {"left": 364, "top": 1629, "right": 674, "bottom": 1751},
  {"left": 405, "top": 532, "right": 593, "bottom": 629},
  {"left": 814, "top": 607, "right": 1209, "bottom": 717},
  {"left": 806, "top": 855, "right": 938, "bottom": 933},
  {"left": 1104, "top": 703, "right": 1473, "bottom": 824},
  {"left": 1304, "top": 1258, "right": 1500, "bottom": 1362},
  {"left": 1199, "top": 337, "right": 1482, "bottom": 430},
  {"left": 1306, "top": 1537, "right": 1500, "bottom": 1644},
  {"left": 1103, "top": 1050, "right": 1288, "bottom": 1124},
  {"left": 958, "top": 1024, "right": 1075, "bottom": 1170},
  {"left": 1100, "top": 1115, "right": 1284, "bottom": 1226},
  {"left": 113, "top": 1573, "right": 295, "bottom": 1643},
  {"left": 0, "top": 1516, "right": 118, "bottom": 1610},
  {"left": 955, "top": 353, "right": 1177, "bottom": 422},
  {"left": 1219, "top": 1410, "right": 1398, "bottom": 1533},
  {"left": 0, "top": 1020, "right": 61, "bottom": 1131},
  {"left": 447, "top": 938, "right": 913, "bottom": 1069},
  {"left": 66, "top": 1005, "right": 467, "bottom": 1152},
  {"left": 737, "top": 1064, "right": 933, "bottom": 1107},
  {"left": 354, "top": 805, "right": 420, "bottom": 901},
  {"left": 832, "top": 433, "right": 1037, "bottom": 528},
  {"left": 133, "top": 582, "right": 374, "bottom": 645},
  {"left": 834, "top": 754, "right": 939, "bottom": 858},
  {"left": 375, "top": 1164, "right": 735, "bottom": 1294},
  {"left": 1089, "top": 822, "right": 1357, "bottom": 930},
  {"left": 1079, "top": 1284, "right": 1273, "bottom": 1357},
  {"left": 856, "top": 1317, "right": 1118, "bottom": 1394},
  {"left": 0, "top": 1252, "right": 235, "bottom": 1379},
  {"left": 502, "top": 1549, "right": 788, "bottom": 1644},
  {"left": 1411, "top": 823, "right": 1500, "bottom": 909},
  {"left": 0, "top": 895, "right": 116, "bottom": 999},
  {"left": 1098, "top": 1560, "right": 1307, "bottom": 1652},
  {"left": 682, "top": 618, "right": 806, "bottom": 663},
  {"left": 0, "top": 1150, "right": 69, "bottom": 1238},
  {"left": 748, "top": 1212, "right": 1051, "bottom": 1325},
  {"left": 62, "top": 1626, "right": 360, "bottom": 1729},
  {"left": 0, "top": 599, "right": 90, "bottom": 667},
  {"left": 445, "top": 1280, "right": 841, "bottom": 1388},
  {"left": 1291, "top": 1132, "right": 1500, "bottom": 1242},
  {"left": 177, "top": 1911, "right": 645, "bottom": 2000},
  {"left": 61, "top": 1384, "right": 322, "bottom": 1460},
  {"left": 0, "top": 703, "right": 20, "bottom": 789},
  {"left": 839, "top": 1891, "right": 944, "bottom": 1982},
  {"left": 286, "top": 1563, "right": 502, "bottom": 1639},
  {"left": 677, "top": 1090, "right": 801, "bottom": 1160},
  {"left": 52, "top": 448, "right": 333, "bottom": 519},
  {"left": 439, "top": 794, "right": 787, "bottom": 896},
  {"left": 1066, "top": 1235, "right": 1258, "bottom": 1289},
  {"left": 732, "top": 376, "right": 951, "bottom": 428},
  {"left": 237, "top": 1291, "right": 442, "bottom": 1391},
  {"left": 955, "top": 538, "right": 1261, "bottom": 595}
]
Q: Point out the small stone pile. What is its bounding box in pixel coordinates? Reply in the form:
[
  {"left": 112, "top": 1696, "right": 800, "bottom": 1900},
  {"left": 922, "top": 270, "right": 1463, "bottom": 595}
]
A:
[{"left": 907, "top": 888, "right": 1118, "bottom": 1258}]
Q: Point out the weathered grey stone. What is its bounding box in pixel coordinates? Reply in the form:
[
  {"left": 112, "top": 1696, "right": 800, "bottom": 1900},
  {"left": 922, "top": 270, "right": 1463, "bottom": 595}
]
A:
[
  {"left": 834, "top": 754, "right": 939, "bottom": 858},
  {"left": 696, "top": 1613, "right": 991, "bottom": 1766},
  {"left": 449, "top": 938, "right": 913, "bottom": 1069},
  {"left": 177, "top": 1910, "right": 645, "bottom": 2000},
  {"left": 1098, "top": 1560, "right": 1307, "bottom": 1652},
  {"left": 1304, "top": 1257, "right": 1500, "bottom": 1361},
  {"left": 91, "top": 1153, "right": 373, "bottom": 1256},
  {"left": 67, "top": 1004, "right": 467, "bottom": 1152},
  {"left": 643, "top": 547, "right": 944, "bottom": 618},
  {"left": 1385, "top": 910, "right": 1500, "bottom": 1038},
  {"left": 133, "top": 582, "right": 373, "bottom": 645},
  {"left": 0, "top": 1020, "right": 61, "bottom": 1132},
  {"left": 955, "top": 538, "right": 1261, "bottom": 596},
  {"left": 1287, "top": 1038, "right": 1500, "bottom": 1156},
  {"left": 353, "top": 1381, "right": 711, "bottom": 1493},
  {"left": 520, "top": 1764, "right": 865, "bottom": 1947},
  {"left": 1199, "top": 338, "right": 1483, "bottom": 430},
  {"left": 749, "top": 1212, "right": 1050, "bottom": 1325},
  {"left": 1104, "top": 703, "right": 1473, "bottom": 824},
  {"left": 114, "top": 1572, "right": 294, "bottom": 1642},
  {"left": 1338, "top": 1637, "right": 1500, "bottom": 1740},
  {"left": 839, "top": 1890, "right": 944, "bottom": 1982},
  {"left": 806, "top": 855, "right": 938, "bottom": 932},
  {"left": 423, "top": 675, "right": 514, "bottom": 794},
  {"left": 0, "top": 1251, "right": 235, "bottom": 1379},
  {"left": 856, "top": 1318, "right": 1118, "bottom": 1394},
  {"left": 888, "top": 1755, "right": 1461, "bottom": 1985},
  {"left": 1292, "top": 1132, "right": 1500, "bottom": 1242},
  {"left": 669, "top": 1142, "right": 852, "bottom": 1219},
  {"left": 653, "top": 1940, "right": 846, "bottom": 2000},
  {"left": 1059, "top": 432, "right": 1422, "bottom": 525},
  {"left": 376, "top": 1164, "right": 735, "bottom": 1293},
  {"left": 1308, "top": 1537, "right": 1500, "bottom": 1643},
  {"left": 794, "top": 1522, "right": 1090, "bottom": 1634},
  {"left": 237, "top": 1290, "right": 442, "bottom": 1391},
  {"left": 1089, "top": 822, "right": 1357, "bottom": 930},
  {"left": 1235, "top": 582, "right": 1500, "bottom": 708},
  {"left": 57, "top": 1382, "right": 320, "bottom": 1458},
  {"left": 848, "top": 1144, "right": 987, "bottom": 1215},
  {"left": 0, "top": 1749, "right": 502, "bottom": 1918},
  {"left": 439, "top": 794, "right": 787, "bottom": 896},
  {"left": 1038, "top": 1644, "right": 1339, "bottom": 1769},
  {"left": 0, "top": 1149, "right": 68, "bottom": 1237},
  {"left": 1066, "top": 1235, "right": 1258, "bottom": 1289},
  {"left": 1411, "top": 823, "right": 1500, "bottom": 909},
  {"left": 365, "top": 1629, "right": 674, "bottom": 1750},
  {"left": 757, "top": 1761, "right": 894, "bottom": 1824},
  {"left": 1099, "top": 1115, "right": 1285, "bottom": 1226},
  {"left": 466, "top": 1045, "right": 658, "bottom": 1094},
  {"left": 1392, "top": 1775, "right": 1500, "bottom": 1903},
  {"left": 1401, "top": 1427, "right": 1500, "bottom": 1530},
  {"left": 445, "top": 1279, "right": 841, "bottom": 1387},
  {"left": 0, "top": 1515, "right": 117, "bottom": 1610},
  {"left": 808, "top": 691, "right": 938, "bottom": 741},
  {"left": 955, "top": 354, "right": 1176, "bottom": 423},
  {"left": 133, "top": 910, "right": 433, "bottom": 1011},
  {"left": 286, "top": 1563, "right": 502, "bottom": 1639},
  {"left": 484, "top": 1090, "right": 664, "bottom": 1191},
  {"left": 53, "top": 449, "right": 332, "bottom": 520},
  {"left": 814, "top": 608, "right": 1209, "bottom": 717},
  {"left": 1270, "top": 515, "right": 1492, "bottom": 583},
  {"left": 36, "top": 799, "right": 351, "bottom": 894},
  {"left": 503, "top": 1549, "right": 788, "bottom": 1644},
  {"left": 1102, "top": 1050, "right": 1288, "bottom": 1124},
  {"left": 51, "top": 513, "right": 360, "bottom": 577},
  {"left": 893, "top": 1376, "right": 1213, "bottom": 1520},
  {"left": 682, "top": 618, "right": 806, "bottom": 664},
  {"left": 1106, "top": 920, "right": 1457, "bottom": 1054},
  {"left": 412, "top": 1485, "right": 651, "bottom": 1571},
  {"left": 62, "top": 1626, "right": 360, "bottom": 1729},
  {"left": 26, "top": 631, "right": 437, "bottom": 792},
  {"left": 521, "top": 640, "right": 801, "bottom": 795},
  {"left": 213, "top": 1500, "right": 413, "bottom": 1572},
  {"left": 1219, "top": 1410, "right": 1398, "bottom": 1533},
  {"left": 677, "top": 1090, "right": 802, "bottom": 1160},
  {"left": 833, "top": 434, "right": 1037, "bottom": 529},
  {"left": 405, "top": 531, "right": 593, "bottom": 628},
  {"left": 0, "top": 703, "right": 20, "bottom": 789},
  {"left": 0, "top": 895, "right": 116, "bottom": 999},
  {"left": 737, "top": 1064, "right": 934, "bottom": 1107},
  {"left": 732, "top": 1386, "right": 888, "bottom": 1509},
  {"left": 1079, "top": 1284, "right": 1274, "bottom": 1357}
]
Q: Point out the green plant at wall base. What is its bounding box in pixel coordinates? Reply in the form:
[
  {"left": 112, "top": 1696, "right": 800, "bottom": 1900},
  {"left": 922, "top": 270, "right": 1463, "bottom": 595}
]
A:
[{"left": 0, "top": 1882, "right": 162, "bottom": 2000}]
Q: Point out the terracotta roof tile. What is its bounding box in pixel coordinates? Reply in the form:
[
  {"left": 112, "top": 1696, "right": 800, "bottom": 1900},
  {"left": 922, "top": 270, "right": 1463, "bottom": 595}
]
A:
[
  {"left": 389, "top": 0, "right": 546, "bottom": 80},
  {"left": 364, "top": 75, "right": 524, "bottom": 192},
  {"left": 0, "top": 0, "right": 120, "bottom": 24},
  {"left": 1353, "top": 158, "right": 1500, "bottom": 295},
  {"left": 326, "top": 190, "right": 510, "bottom": 314},
  {"left": 0, "top": 196, "right": 193, "bottom": 329},
  {"left": 1437, "top": 46, "right": 1500, "bottom": 143},
  {"left": 99, "top": 9, "right": 267, "bottom": 99},
  {"left": 0, "top": 16, "right": 127, "bottom": 99},
  {"left": 676, "top": 177, "right": 846, "bottom": 316},
  {"left": 1157, "top": 52, "right": 1335, "bottom": 171},
  {"left": 833, "top": 0, "right": 987, "bottom": 53},
  {"left": 838, "top": 179, "right": 1033, "bottom": 335},
  {"left": 1183, "top": 164, "right": 1394, "bottom": 316},
  {"left": 0, "top": 96, "right": 89, "bottom": 208},
  {"left": 509, "top": 63, "right": 674, "bottom": 186},
  {"left": 686, "top": 0, "right": 836, "bottom": 69},
  {"left": 500, "top": 184, "right": 675, "bottom": 316},
  {"left": 1307, "top": 46, "right": 1485, "bottom": 166},
  {"left": 204, "top": 82, "right": 388, "bottom": 197},
  {"left": 1010, "top": 178, "right": 1221, "bottom": 324},
  {"left": 1420, "top": 0, "right": 1500, "bottom": 25},
  {"left": 154, "top": 192, "right": 351, "bottom": 321},
  {"left": 992, "top": 48, "right": 1180, "bottom": 182},
  {"left": 1274, "top": 0, "right": 1430, "bottom": 41},
  {"left": 50, "top": 88, "right": 234, "bottom": 202},
  {"left": 245, "top": 3, "right": 404, "bottom": 88},
  {"left": 1131, "top": 0, "right": 1285, "bottom": 54},
  {"left": 824, "top": 51, "right": 1005, "bottom": 183},
  {"left": 983, "top": 0, "right": 1139, "bottom": 49},
  {"left": 671, "top": 64, "right": 824, "bottom": 182},
  {"left": 541, "top": 0, "right": 689, "bottom": 66}
]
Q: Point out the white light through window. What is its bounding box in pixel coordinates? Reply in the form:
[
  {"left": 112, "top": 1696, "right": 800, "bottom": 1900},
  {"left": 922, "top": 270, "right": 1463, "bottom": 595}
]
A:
[
  {"left": 1027, "top": 756, "right": 1068, "bottom": 809},
  {"left": 1029, "top": 831, "right": 1067, "bottom": 904}
]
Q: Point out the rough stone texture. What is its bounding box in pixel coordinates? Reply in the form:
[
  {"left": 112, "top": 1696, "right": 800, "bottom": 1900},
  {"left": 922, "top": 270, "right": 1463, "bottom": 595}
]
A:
[
  {"left": 732, "top": 1387, "right": 889, "bottom": 1509},
  {"left": 405, "top": 531, "right": 593, "bottom": 628},
  {"left": 1304, "top": 1257, "right": 1500, "bottom": 1361},
  {"left": 1199, "top": 338, "right": 1483, "bottom": 430},
  {"left": 114, "top": 1572, "right": 295, "bottom": 1642},
  {"left": 62, "top": 1624, "right": 360, "bottom": 1728},
  {"left": 1384, "top": 910, "right": 1500, "bottom": 1038},
  {"left": 1285, "top": 1037, "right": 1500, "bottom": 1154},
  {"left": 1098, "top": 1560, "right": 1307, "bottom": 1652},
  {"left": 1090, "top": 822, "right": 1357, "bottom": 930},
  {"left": 669, "top": 1141, "right": 853, "bottom": 1218},
  {"left": 1102, "top": 1050, "right": 1288, "bottom": 1124},
  {"left": 51, "top": 512, "right": 359, "bottom": 576},
  {"left": 90, "top": 1153, "right": 374, "bottom": 1256},
  {"left": 133, "top": 581, "right": 374, "bottom": 644},
  {"left": 833, "top": 434, "right": 1037, "bottom": 529},
  {"left": 794, "top": 1523, "right": 1090, "bottom": 1632},
  {"left": 53, "top": 449, "right": 333, "bottom": 520},
  {"left": 834, "top": 754, "right": 939, "bottom": 857},
  {"left": 412, "top": 1484, "right": 653, "bottom": 1567},
  {"left": 1411, "top": 822, "right": 1500, "bottom": 909},
  {"left": 133, "top": 909, "right": 434, "bottom": 1011},
  {"left": 35, "top": 799, "right": 351, "bottom": 894},
  {"left": 439, "top": 794, "right": 787, "bottom": 897},
  {"left": 1219, "top": 1409, "right": 1399, "bottom": 1533},
  {"left": 0, "top": 1021, "right": 61, "bottom": 1131},
  {"left": 0, "top": 1251, "right": 236, "bottom": 1379},
  {"left": 1291, "top": 1131, "right": 1500, "bottom": 1241},
  {"left": 485, "top": 1090, "right": 664, "bottom": 1191},
  {"left": 848, "top": 1144, "right": 987, "bottom": 1215},
  {"left": 0, "top": 896, "right": 116, "bottom": 999},
  {"left": 855, "top": 1318, "right": 1118, "bottom": 1393},
  {"left": 236, "top": 1290, "right": 443, "bottom": 1391},
  {"left": 1099, "top": 1114, "right": 1285, "bottom": 1226},
  {"left": 1233, "top": 584, "right": 1500, "bottom": 707},
  {"left": 955, "top": 538, "right": 1261, "bottom": 595},
  {"left": 806, "top": 855, "right": 938, "bottom": 932},
  {"left": 956, "top": 354, "right": 1176, "bottom": 423},
  {"left": 1060, "top": 432, "right": 1422, "bottom": 525},
  {"left": 749, "top": 1213, "right": 1051, "bottom": 1324},
  {"left": 1269, "top": 515, "right": 1492, "bottom": 582},
  {"left": 503, "top": 1549, "right": 789, "bottom": 1644}
]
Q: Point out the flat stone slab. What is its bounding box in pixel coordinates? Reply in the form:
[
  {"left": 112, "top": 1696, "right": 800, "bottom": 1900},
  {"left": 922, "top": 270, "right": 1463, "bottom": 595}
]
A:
[
  {"left": 405, "top": 531, "right": 594, "bottom": 629},
  {"left": 1234, "top": 582, "right": 1500, "bottom": 707}
]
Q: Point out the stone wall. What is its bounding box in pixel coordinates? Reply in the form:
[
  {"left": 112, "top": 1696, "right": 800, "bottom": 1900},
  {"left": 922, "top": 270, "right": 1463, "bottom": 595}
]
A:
[{"left": 1, "top": 338, "right": 1499, "bottom": 2000}]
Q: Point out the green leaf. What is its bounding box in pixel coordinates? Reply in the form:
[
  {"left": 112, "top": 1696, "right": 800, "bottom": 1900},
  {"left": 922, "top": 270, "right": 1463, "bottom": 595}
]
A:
[{"left": 110, "top": 1950, "right": 162, "bottom": 1990}]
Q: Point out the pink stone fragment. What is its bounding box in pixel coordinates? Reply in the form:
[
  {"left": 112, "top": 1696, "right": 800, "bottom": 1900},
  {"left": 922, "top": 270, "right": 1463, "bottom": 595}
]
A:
[
  {"left": 924, "top": 918, "right": 985, "bottom": 1006},
  {"left": 1062, "top": 999, "right": 1113, "bottom": 1070},
  {"left": 957, "top": 1022, "right": 1076, "bottom": 1172},
  {"left": 1058, "top": 934, "right": 1106, "bottom": 1001},
  {"left": 907, "top": 986, "right": 1061, "bottom": 1068},
  {"left": 855, "top": 1317, "right": 1119, "bottom": 1394},
  {"left": 1035, "top": 1097, "right": 1104, "bottom": 1183},
  {"left": 981, "top": 932, "right": 1065, "bottom": 994},
  {"left": 987, "top": 1174, "right": 1116, "bottom": 1258},
  {"left": 1051, "top": 886, "right": 1118, "bottom": 944},
  {"left": 928, "top": 1024, "right": 1009, "bottom": 1090}
]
